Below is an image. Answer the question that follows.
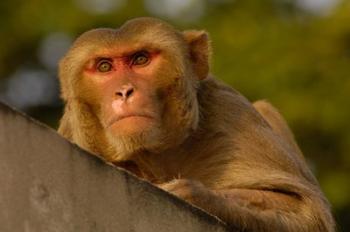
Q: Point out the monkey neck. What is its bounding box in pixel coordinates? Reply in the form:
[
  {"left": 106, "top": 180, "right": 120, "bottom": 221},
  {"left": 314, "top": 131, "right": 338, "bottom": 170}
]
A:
[
  {"left": 119, "top": 131, "right": 227, "bottom": 185},
  {"left": 113, "top": 152, "right": 162, "bottom": 183}
]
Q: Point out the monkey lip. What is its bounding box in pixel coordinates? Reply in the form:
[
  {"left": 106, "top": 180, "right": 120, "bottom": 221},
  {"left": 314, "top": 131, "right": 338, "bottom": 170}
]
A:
[{"left": 107, "top": 114, "right": 154, "bottom": 128}]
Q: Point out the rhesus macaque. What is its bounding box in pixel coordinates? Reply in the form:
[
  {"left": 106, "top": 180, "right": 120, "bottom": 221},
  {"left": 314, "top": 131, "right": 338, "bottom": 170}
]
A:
[{"left": 58, "top": 17, "right": 335, "bottom": 231}]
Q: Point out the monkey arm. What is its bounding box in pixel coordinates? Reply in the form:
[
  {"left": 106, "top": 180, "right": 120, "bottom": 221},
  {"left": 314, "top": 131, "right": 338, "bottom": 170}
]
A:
[
  {"left": 211, "top": 188, "right": 319, "bottom": 231},
  {"left": 160, "top": 179, "right": 333, "bottom": 232}
]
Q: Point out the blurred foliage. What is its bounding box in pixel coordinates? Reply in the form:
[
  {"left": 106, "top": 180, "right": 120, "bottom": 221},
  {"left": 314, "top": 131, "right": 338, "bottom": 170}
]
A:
[{"left": 0, "top": 0, "right": 349, "bottom": 230}]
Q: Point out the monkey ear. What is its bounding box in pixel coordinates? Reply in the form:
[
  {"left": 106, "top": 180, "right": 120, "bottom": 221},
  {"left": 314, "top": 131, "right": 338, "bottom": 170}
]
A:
[{"left": 183, "top": 30, "right": 211, "bottom": 80}]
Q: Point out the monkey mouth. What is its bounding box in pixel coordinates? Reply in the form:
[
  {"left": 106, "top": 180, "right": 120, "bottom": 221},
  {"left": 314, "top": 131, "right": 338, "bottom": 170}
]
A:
[{"left": 107, "top": 114, "right": 154, "bottom": 128}]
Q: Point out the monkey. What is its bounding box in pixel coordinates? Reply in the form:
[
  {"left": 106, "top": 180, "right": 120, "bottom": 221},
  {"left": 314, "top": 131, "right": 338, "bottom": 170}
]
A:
[{"left": 58, "top": 17, "right": 335, "bottom": 231}]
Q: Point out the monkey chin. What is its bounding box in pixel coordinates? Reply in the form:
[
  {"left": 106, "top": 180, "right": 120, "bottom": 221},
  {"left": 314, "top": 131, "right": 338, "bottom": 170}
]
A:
[
  {"left": 108, "top": 116, "right": 156, "bottom": 135},
  {"left": 105, "top": 118, "right": 163, "bottom": 161}
]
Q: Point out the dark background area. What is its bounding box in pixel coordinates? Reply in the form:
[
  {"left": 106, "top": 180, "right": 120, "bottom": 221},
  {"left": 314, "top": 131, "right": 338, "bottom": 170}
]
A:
[{"left": 0, "top": 0, "right": 349, "bottom": 230}]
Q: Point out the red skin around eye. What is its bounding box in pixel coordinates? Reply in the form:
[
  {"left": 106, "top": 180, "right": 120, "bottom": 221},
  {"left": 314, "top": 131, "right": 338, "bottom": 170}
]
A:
[{"left": 83, "top": 51, "right": 160, "bottom": 75}]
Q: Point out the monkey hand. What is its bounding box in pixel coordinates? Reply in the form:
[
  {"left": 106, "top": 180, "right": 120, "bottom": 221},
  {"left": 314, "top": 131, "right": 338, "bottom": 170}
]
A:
[{"left": 158, "top": 179, "right": 215, "bottom": 207}]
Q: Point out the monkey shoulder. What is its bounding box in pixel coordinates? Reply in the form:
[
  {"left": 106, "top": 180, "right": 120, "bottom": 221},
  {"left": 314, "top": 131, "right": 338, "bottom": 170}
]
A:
[
  {"left": 198, "top": 77, "right": 270, "bottom": 130},
  {"left": 196, "top": 77, "right": 309, "bottom": 178}
]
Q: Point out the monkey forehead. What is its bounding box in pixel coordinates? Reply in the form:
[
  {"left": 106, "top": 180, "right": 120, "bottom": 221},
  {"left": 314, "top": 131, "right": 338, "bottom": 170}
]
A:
[{"left": 70, "top": 17, "right": 186, "bottom": 55}]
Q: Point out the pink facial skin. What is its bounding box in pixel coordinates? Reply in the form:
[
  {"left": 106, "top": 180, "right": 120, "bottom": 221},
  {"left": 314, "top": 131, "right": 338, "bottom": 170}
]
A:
[{"left": 82, "top": 49, "right": 162, "bottom": 135}]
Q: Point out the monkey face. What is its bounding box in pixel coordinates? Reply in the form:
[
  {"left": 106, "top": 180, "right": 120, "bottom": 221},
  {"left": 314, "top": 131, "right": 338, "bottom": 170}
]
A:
[
  {"left": 59, "top": 17, "right": 208, "bottom": 160},
  {"left": 79, "top": 46, "right": 171, "bottom": 156},
  {"left": 86, "top": 50, "right": 163, "bottom": 133}
]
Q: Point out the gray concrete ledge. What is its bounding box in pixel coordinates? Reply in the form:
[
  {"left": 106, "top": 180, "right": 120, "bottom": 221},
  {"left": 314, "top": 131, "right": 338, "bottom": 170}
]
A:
[{"left": 0, "top": 102, "right": 230, "bottom": 232}]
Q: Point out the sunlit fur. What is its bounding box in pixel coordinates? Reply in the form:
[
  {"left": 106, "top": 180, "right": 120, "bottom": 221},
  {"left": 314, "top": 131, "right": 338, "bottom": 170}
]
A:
[{"left": 58, "top": 17, "right": 335, "bottom": 231}]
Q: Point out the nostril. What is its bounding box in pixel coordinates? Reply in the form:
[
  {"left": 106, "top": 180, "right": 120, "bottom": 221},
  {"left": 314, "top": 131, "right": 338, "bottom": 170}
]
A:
[
  {"left": 115, "top": 86, "right": 134, "bottom": 99},
  {"left": 116, "top": 92, "right": 123, "bottom": 97},
  {"left": 126, "top": 88, "right": 134, "bottom": 98}
]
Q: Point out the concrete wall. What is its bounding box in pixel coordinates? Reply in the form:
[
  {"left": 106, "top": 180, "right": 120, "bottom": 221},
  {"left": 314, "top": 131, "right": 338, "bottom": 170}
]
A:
[{"left": 0, "top": 102, "right": 230, "bottom": 232}]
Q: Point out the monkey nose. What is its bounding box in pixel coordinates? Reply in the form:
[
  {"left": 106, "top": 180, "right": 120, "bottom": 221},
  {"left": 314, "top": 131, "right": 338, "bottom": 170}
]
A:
[{"left": 115, "top": 85, "right": 134, "bottom": 100}]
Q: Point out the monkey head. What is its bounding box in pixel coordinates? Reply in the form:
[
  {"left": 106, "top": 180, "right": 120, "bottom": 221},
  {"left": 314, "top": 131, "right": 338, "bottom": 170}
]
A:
[{"left": 59, "top": 17, "right": 210, "bottom": 162}]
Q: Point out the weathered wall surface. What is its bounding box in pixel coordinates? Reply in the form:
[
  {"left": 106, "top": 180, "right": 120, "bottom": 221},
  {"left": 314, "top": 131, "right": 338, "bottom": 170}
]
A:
[{"left": 0, "top": 102, "right": 230, "bottom": 232}]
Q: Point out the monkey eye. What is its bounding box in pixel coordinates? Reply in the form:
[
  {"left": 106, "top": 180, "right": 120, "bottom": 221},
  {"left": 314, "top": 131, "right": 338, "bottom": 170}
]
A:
[
  {"left": 132, "top": 52, "right": 150, "bottom": 66},
  {"left": 97, "top": 60, "right": 113, "bottom": 72}
]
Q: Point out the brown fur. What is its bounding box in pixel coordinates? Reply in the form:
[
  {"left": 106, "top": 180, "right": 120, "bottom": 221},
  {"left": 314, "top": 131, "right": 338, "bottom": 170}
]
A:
[{"left": 58, "top": 17, "right": 335, "bottom": 231}]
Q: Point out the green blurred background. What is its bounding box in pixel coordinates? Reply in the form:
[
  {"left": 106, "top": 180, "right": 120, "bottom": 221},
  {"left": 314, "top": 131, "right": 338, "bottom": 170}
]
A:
[{"left": 0, "top": 0, "right": 349, "bottom": 229}]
